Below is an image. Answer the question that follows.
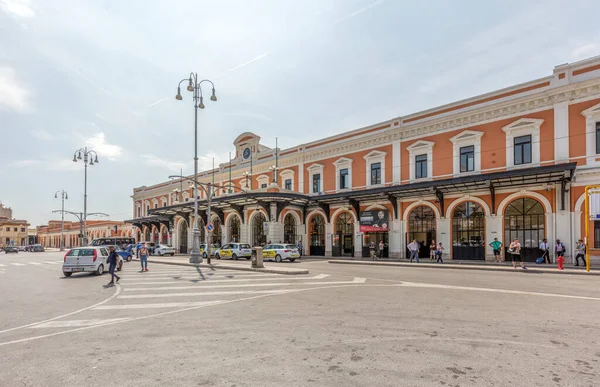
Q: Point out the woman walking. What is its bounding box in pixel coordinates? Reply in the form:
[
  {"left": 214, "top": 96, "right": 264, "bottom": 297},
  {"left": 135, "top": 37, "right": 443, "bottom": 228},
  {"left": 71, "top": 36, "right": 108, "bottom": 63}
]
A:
[
  {"left": 429, "top": 240, "right": 436, "bottom": 261},
  {"left": 435, "top": 242, "right": 444, "bottom": 263},
  {"left": 107, "top": 246, "right": 121, "bottom": 285},
  {"left": 509, "top": 238, "right": 527, "bottom": 270}
]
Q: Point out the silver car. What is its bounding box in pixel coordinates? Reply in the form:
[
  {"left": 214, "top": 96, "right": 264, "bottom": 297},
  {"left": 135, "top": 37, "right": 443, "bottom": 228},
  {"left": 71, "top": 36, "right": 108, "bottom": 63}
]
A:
[{"left": 62, "top": 246, "right": 123, "bottom": 277}]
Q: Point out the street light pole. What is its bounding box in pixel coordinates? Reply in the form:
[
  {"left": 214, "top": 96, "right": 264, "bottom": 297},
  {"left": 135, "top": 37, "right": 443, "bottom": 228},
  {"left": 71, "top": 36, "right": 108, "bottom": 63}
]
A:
[
  {"left": 175, "top": 73, "right": 217, "bottom": 264},
  {"left": 54, "top": 190, "right": 68, "bottom": 251},
  {"left": 72, "top": 147, "right": 99, "bottom": 246}
]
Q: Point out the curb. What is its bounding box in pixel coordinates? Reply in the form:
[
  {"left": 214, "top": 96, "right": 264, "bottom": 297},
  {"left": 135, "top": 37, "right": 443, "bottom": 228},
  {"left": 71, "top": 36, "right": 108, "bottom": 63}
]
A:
[
  {"left": 328, "top": 260, "right": 600, "bottom": 276},
  {"left": 149, "top": 259, "right": 310, "bottom": 275}
]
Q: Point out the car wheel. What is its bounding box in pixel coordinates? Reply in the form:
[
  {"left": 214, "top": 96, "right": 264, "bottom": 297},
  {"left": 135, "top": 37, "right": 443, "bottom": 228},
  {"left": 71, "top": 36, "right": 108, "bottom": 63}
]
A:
[
  {"left": 216, "top": 253, "right": 221, "bottom": 260},
  {"left": 246, "top": 257, "right": 251, "bottom": 260},
  {"left": 171, "top": 253, "right": 175, "bottom": 256},
  {"left": 127, "top": 256, "right": 132, "bottom": 262},
  {"left": 159, "top": 251, "right": 164, "bottom": 256},
  {"left": 289, "top": 259, "right": 296, "bottom": 262},
  {"left": 232, "top": 254, "right": 238, "bottom": 260},
  {"left": 96, "top": 264, "right": 104, "bottom": 276},
  {"left": 275, "top": 254, "right": 282, "bottom": 263},
  {"left": 63, "top": 272, "right": 72, "bottom": 277}
]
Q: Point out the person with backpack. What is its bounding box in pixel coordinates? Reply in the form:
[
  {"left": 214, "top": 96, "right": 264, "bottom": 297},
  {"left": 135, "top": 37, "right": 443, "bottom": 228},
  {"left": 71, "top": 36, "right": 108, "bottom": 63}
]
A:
[
  {"left": 435, "top": 242, "right": 444, "bottom": 263},
  {"left": 574, "top": 239, "right": 586, "bottom": 266},
  {"left": 555, "top": 239, "right": 566, "bottom": 259}
]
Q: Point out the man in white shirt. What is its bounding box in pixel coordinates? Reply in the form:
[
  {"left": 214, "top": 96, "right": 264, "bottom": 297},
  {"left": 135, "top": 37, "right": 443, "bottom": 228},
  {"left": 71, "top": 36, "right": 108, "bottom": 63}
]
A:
[
  {"left": 408, "top": 239, "right": 420, "bottom": 263},
  {"left": 539, "top": 238, "right": 550, "bottom": 264}
]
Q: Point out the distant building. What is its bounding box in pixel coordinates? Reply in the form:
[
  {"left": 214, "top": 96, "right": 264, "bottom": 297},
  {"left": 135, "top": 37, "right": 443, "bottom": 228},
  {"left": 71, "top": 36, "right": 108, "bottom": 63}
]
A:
[
  {"left": 37, "top": 220, "right": 133, "bottom": 248},
  {"left": 0, "top": 202, "right": 30, "bottom": 247},
  {"left": 0, "top": 203, "right": 12, "bottom": 219}
]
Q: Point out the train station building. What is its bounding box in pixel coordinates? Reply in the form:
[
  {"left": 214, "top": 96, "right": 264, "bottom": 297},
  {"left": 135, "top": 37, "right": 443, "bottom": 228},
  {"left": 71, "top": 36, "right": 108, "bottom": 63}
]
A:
[{"left": 129, "top": 56, "right": 600, "bottom": 263}]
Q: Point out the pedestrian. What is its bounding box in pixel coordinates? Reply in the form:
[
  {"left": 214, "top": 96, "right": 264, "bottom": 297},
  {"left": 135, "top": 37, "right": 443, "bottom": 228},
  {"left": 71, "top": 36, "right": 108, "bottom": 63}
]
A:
[
  {"left": 574, "top": 239, "right": 586, "bottom": 266},
  {"left": 408, "top": 239, "right": 420, "bottom": 263},
  {"left": 369, "top": 240, "right": 376, "bottom": 260},
  {"left": 539, "top": 238, "right": 550, "bottom": 264},
  {"left": 429, "top": 240, "right": 436, "bottom": 261},
  {"left": 508, "top": 238, "right": 526, "bottom": 270},
  {"left": 555, "top": 239, "right": 566, "bottom": 259},
  {"left": 139, "top": 242, "right": 149, "bottom": 272},
  {"left": 107, "top": 246, "right": 120, "bottom": 285},
  {"left": 297, "top": 241, "right": 303, "bottom": 257},
  {"left": 489, "top": 238, "right": 503, "bottom": 262},
  {"left": 378, "top": 240, "right": 385, "bottom": 259},
  {"left": 436, "top": 242, "right": 444, "bottom": 263},
  {"left": 136, "top": 241, "right": 142, "bottom": 259}
]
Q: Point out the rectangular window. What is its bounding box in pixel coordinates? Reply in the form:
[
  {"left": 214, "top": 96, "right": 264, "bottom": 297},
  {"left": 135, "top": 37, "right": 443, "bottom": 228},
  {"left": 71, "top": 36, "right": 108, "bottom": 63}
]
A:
[
  {"left": 514, "top": 135, "right": 532, "bottom": 165},
  {"left": 13, "top": 227, "right": 17, "bottom": 232},
  {"left": 459, "top": 145, "right": 475, "bottom": 172},
  {"left": 261, "top": 183, "right": 267, "bottom": 189},
  {"left": 285, "top": 179, "right": 292, "bottom": 190},
  {"left": 596, "top": 122, "right": 600, "bottom": 155},
  {"left": 339, "top": 168, "right": 349, "bottom": 189},
  {"left": 163, "top": 202, "right": 166, "bottom": 207},
  {"left": 370, "top": 162, "right": 381, "bottom": 185},
  {"left": 146, "top": 206, "right": 150, "bottom": 215},
  {"left": 595, "top": 221, "right": 600, "bottom": 249},
  {"left": 312, "top": 173, "right": 321, "bottom": 193},
  {"left": 137, "top": 208, "right": 141, "bottom": 217},
  {"left": 5, "top": 227, "right": 9, "bottom": 232},
  {"left": 20, "top": 228, "right": 25, "bottom": 232},
  {"left": 415, "top": 154, "right": 427, "bottom": 179}
]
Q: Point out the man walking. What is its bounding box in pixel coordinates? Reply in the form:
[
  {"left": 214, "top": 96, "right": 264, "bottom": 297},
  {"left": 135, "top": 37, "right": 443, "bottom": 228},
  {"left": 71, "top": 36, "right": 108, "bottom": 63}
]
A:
[
  {"left": 489, "top": 238, "right": 503, "bottom": 262},
  {"left": 297, "top": 241, "right": 303, "bottom": 257},
  {"left": 139, "top": 242, "right": 149, "bottom": 272},
  {"left": 378, "top": 240, "right": 385, "bottom": 259},
  {"left": 539, "top": 238, "right": 550, "bottom": 264},
  {"left": 107, "top": 246, "right": 120, "bottom": 285},
  {"left": 574, "top": 239, "right": 586, "bottom": 266},
  {"left": 555, "top": 239, "right": 566, "bottom": 259},
  {"left": 408, "top": 239, "right": 420, "bottom": 263}
]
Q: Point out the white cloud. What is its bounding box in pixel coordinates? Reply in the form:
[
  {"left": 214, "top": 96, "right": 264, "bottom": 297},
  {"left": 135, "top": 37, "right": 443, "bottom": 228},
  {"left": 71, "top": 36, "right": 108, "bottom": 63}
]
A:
[
  {"left": 570, "top": 43, "right": 600, "bottom": 62},
  {"left": 10, "top": 158, "right": 80, "bottom": 171},
  {"left": 140, "top": 154, "right": 186, "bottom": 173},
  {"left": 0, "top": 67, "right": 32, "bottom": 112},
  {"left": 228, "top": 53, "right": 269, "bottom": 72},
  {"left": 0, "top": 0, "right": 34, "bottom": 18},
  {"left": 29, "top": 129, "right": 52, "bottom": 140},
  {"left": 85, "top": 132, "right": 123, "bottom": 161}
]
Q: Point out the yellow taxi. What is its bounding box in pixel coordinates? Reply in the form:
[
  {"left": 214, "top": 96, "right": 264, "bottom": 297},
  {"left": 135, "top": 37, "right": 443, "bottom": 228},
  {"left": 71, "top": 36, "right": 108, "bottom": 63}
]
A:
[
  {"left": 214, "top": 243, "right": 252, "bottom": 260},
  {"left": 262, "top": 244, "right": 300, "bottom": 262}
]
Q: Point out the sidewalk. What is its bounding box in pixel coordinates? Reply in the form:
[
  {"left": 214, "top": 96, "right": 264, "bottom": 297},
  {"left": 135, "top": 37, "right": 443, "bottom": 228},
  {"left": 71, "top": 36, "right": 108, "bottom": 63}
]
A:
[
  {"left": 327, "top": 258, "right": 599, "bottom": 276},
  {"left": 143, "top": 256, "right": 309, "bottom": 275}
]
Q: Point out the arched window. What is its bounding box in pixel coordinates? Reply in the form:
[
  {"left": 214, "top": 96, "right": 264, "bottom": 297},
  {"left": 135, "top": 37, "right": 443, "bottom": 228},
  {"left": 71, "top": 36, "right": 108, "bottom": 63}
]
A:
[
  {"left": 178, "top": 220, "right": 188, "bottom": 254},
  {"left": 283, "top": 213, "right": 297, "bottom": 244},
  {"left": 334, "top": 212, "right": 354, "bottom": 257},
  {"left": 452, "top": 201, "right": 485, "bottom": 260},
  {"left": 408, "top": 205, "right": 436, "bottom": 258},
  {"left": 309, "top": 214, "right": 326, "bottom": 256},
  {"left": 504, "top": 197, "right": 545, "bottom": 262},
  {"left": 252, "top": 212, "right": 267, "bottom": 246},
  {"left": 229, "top": 215, "right": 241, "bottom": 243}
]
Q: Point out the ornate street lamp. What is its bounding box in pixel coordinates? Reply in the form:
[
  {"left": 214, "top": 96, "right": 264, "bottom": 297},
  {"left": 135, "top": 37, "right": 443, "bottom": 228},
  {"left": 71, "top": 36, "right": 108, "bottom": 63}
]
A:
[
  {"left": 54, "top": 190, "right": 68, "bottom": 251},
  {"left": 72, "top": 147, "right": 99, "bottom": 246}
]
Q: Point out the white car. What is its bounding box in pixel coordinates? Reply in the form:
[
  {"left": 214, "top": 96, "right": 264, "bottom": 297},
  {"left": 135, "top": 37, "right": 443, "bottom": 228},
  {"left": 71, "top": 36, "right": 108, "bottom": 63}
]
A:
[
  {"left": 214, "top": 243, "right": 253, "bottom": 260},
  {"left": 262, "top": 244, "right": 300, "bottom": 262},
  {"left": 154, "top": 244, "right": 176, "bottom": 256},
  {"left": 62, "top": 246, "right": 123, "bottom": 277}
]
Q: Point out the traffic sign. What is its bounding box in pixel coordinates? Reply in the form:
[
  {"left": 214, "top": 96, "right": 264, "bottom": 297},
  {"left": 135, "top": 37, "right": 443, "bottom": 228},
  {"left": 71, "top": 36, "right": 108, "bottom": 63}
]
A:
[
  {"left": 207, "top": 223, "right": 214, "bottom": 232},
  {"left": 589, "top": 189, "right": 600, "bottom": 219}
]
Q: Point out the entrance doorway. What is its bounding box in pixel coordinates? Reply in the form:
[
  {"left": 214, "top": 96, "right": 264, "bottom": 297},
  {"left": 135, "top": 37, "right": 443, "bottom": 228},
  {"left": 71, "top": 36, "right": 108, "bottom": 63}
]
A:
[
  {"left": 212, "top": 217, "right": 222, "bottom": 246},
  {"left": 407, "top": 205, "right": 436, "bottom": 258},
  {"left": 309, "top": 214, "right": 326, "bottom": 256},
  {"left": 362, "top": 232, "right": 388, "bottom": 258},
  {"left": 229, "top": 215, "right": 241, "bottom": 243},
  {"left": 283, "top": 214, "right": 297, "bottom": 244},
  {"left": 178, "top": 220, "right": 188, "bottom": 254},
  {"left": 452, "top": 201, "right": 485, "bottom": 260},
  {"left": 252, "top": 212, "right": 267, "bottom": 246},
  {"left": 333, "top": 212, "right": 354, "bottom": 257},
  {"left": 504, "top": 197, "right": 545, "bottom": 262}
]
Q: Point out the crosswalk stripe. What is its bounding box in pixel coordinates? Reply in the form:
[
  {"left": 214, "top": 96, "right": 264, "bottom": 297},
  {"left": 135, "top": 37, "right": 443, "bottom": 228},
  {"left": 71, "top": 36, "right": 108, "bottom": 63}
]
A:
[
  {"left": 118, "top": 289, "right": 291, "bottom": 299},
  {"left": 124, "top": 278, "right": 364, "bottom": 292},
  {"left": 93, "top": 300, "right": 223, "bottom": 310},
  {"left": 121, "top": 274, "right": 328, "bottom": 286},
  {"left": 10, "top": 263, "right": 26, "bottom": 266},
  {"left": 43, "top": 261, "right": 61, "bottom": 264},
  {"left": 29, "top": 262, "right": 42, "bottom": 265},
  {"left": 31, "top": 318, "right": 130, "bottom": 328},
  {"left": 118, "top": 273, "right": 277, "bottom": 281},
  {"left": 0, "top": 264, "right": 5, "bottom": 267}
]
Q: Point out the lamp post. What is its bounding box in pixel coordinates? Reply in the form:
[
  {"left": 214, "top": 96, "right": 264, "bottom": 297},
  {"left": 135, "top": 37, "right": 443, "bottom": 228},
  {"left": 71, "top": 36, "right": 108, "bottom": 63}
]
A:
[
  {"left": 52, "top": 210, "right": 108, "bottom": 246},
  {"left": 175, "top": 73, "right": 217, "bottom": 264},
  {"left": 54, "top": 190, "right": 68, "bottom": 251},
  {"left": 72, "top": 147, "right": 99, "bottom": 246}
]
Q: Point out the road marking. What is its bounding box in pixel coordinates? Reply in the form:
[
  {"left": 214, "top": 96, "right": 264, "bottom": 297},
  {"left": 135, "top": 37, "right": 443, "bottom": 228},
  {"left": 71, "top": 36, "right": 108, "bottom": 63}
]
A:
[
  {"left": 93, "top": 300, "right": 224, "bottom": 310},
  {"left": 123, "top": 277, "right": 365, "bottom": 292},
  {"left": 120, "top": 274, "right": 328, "bottom": 286},
  {"left": 10, "top": 263, "right": 26, "bottom": 266},
  {"left": 0, "top": 264, "right": 5, "bottom": 267},
  {"left": 118, "top": 289, "right": 292, "bottom": 299},
  {"left": 28, "top": 262, "right": 42, "bottom": 265},
  {"left": 31, "top": 318, "right": 130, "bottom": 328},
  {"left": 117, "top": 274, "right": 278, "bottom": 281},
  {"left": 43, "top": 261, "right": 61, "bottom": 264}
]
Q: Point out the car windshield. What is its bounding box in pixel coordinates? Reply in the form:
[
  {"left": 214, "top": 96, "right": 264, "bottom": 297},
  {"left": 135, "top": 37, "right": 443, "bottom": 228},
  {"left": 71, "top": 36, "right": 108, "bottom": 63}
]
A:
[{"left": 66, "top": 249, "right": 95, "bottom": 256}]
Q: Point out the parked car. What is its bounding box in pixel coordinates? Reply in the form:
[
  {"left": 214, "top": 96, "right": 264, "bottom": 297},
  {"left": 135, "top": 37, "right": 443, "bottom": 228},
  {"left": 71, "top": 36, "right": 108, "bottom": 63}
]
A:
[
  {"left": 62, "top": 246, "right": 123, "bottom": 277},
  {"left": 154, "top": 244, "right": 176, "bottom": 256},
  {"left": 199, "top": 243, "right": 220, "bottom": 258},
  {"left": 107, "top": 245, "right": 133, "bottom": 262},
  {"left": 4, "top": 246, "right": 18, "bottom": 254},
  {"left": 262, "top": 244, "right": 300, "bottom": 262},
  {"left": 214, "top": 243, "right": 252, "bottom": 260},
  {"left": 17, "top": 246, "right": 26, "bottom": 252},
  {"left": 31, "top": 244, "right": 45, "bottom": 252}
]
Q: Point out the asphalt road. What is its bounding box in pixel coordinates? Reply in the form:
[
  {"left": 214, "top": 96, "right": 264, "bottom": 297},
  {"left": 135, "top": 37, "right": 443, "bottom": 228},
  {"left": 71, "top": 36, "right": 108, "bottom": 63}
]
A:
[{"left": 1, "top": 251, "right": 599, "bottom": 387}]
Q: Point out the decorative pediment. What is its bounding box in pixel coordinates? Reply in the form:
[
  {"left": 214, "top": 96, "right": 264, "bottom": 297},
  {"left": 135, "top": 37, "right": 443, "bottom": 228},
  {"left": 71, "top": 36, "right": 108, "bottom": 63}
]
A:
[
  {"left": 405, "top": 140, "right": 435, "bottom": 151},
  {"left": 333, "top": 157, "right": 353, "bottom": 166},
  {"left": 502, "top": 118, "right": 544, "bottom": 133},
  {"left": 363, "top": 150, "right": 387, "bottom": 160},
  {"left": 449, "top": 130, "right": 484, "bottom": 144},
  {"left": 307, "top": 163, "right": 324, "bottom": 172},
  {"left": 581, "top": 102, "right": 600, "bottom": 118}
]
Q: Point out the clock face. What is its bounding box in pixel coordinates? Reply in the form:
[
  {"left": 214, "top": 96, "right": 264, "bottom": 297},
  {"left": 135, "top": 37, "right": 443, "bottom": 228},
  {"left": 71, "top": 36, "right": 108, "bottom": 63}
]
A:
[{"left": 243, "top": 147, "right": 251, "bottom": 160}]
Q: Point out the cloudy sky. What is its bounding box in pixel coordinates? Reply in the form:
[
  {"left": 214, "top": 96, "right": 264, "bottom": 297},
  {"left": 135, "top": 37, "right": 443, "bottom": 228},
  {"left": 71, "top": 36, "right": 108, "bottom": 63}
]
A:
[{"left": 1, "top": 0, "right": 599, "bottom": 226}]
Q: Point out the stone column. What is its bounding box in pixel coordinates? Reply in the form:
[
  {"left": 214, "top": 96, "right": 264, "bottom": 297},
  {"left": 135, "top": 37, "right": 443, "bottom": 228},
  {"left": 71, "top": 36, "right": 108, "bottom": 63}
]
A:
[
  {"left": 242, "top": 208, "right": 250, "bottom": 244},
  {"left": 486, "top": 215, "right": 503, "bottom": 261},
  {"left": 325, "top": 222, "right": 333, "bottom": 257},
  {"left": 437, "top": 217, "right": 451, "bottom": 260},
  {"left": 554, "top": 185, "right": 572, "bottom": 262},
  {"left": 354, "top": 221, "right": 362, "bottom": 258},
  {"left": 268, "top": 203, "right": 284, "bottom": 243},
  {"left": 389, "top": 218, "right": 402, "bottom": 258}
]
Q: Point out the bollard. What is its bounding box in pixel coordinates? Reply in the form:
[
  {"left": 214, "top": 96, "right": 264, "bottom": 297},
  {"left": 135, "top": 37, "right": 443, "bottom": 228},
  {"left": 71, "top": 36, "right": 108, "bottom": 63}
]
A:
[
  {"left": 557, "top": 256, "right": 564, "bottom": 270},
  {"left": 251, "top": 247, "right": 264, "bottom": 268}
]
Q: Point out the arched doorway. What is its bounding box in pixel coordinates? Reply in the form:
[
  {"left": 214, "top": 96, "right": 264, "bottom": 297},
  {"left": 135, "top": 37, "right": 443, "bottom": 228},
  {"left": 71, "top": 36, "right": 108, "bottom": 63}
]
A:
[
  {"left": 178, "top": 219, "right": 188, "bottom": 254},
  {"left": 143, "top": 227, "right": 150, "bottom": 242},
  {"left": 212, "top": 217, "right": 222, "bottom": 246},
  {"left": 333, "top": 212, "right": 354, "bottom": 257},
  {"left": 152, "top": 226, "right": 159, "bottom": 243},
  {"left": 504, "top": 197, "right": 545, "bottom": 262},
  {"left": 160, "top": 225, "right": 168, "bottom": 245},
  {"left": 229, "top": 215, "right": 241, "bottom": 243},
  {"left": 407, "top": 205, "right": 436, "bottom": 258},
  {"left": 252, "top": 212, "right": 267, "bottom": 246},
  {"left": 283, "top": 213, "right": 297, "bottom": 244},
  {"left": 452, "top": 201, "right": 485, "bottom": 260},
  {"left": 309, "top": 213, "right": 326, "bottom": 256},
  {"left": 195, "top": 218, "right": 206, "bottom": 245}
]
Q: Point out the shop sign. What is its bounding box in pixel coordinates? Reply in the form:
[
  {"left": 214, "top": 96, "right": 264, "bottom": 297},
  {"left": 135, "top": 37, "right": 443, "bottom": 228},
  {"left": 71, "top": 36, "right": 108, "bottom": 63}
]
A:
[{"left": 359, "top": 210, "right": 389, "bottom": 232}]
